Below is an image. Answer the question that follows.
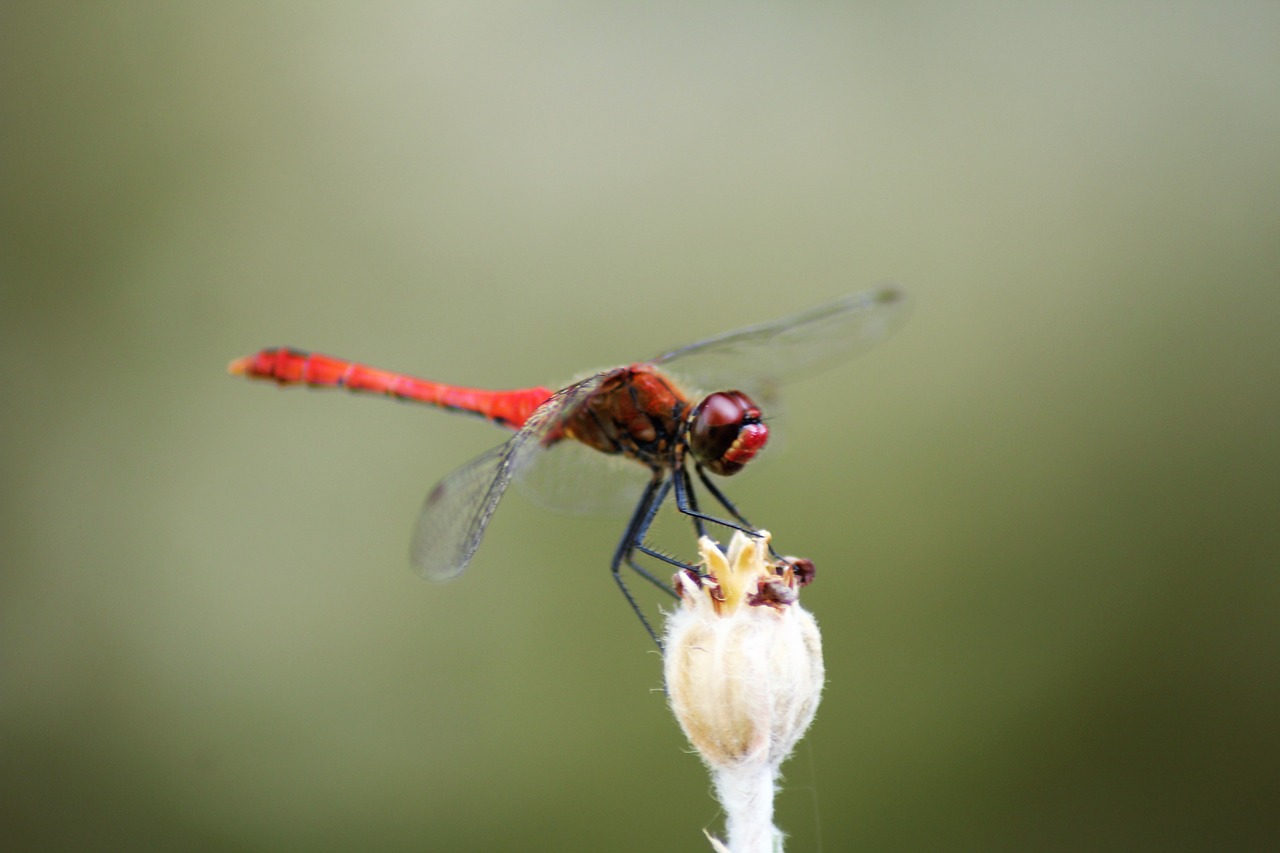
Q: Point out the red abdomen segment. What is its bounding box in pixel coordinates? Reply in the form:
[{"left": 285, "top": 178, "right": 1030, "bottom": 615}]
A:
[{"left": 229, "top": 347, "right": 554, "bottom": 430}]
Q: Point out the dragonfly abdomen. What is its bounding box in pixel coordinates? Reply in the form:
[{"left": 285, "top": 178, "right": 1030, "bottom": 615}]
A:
[{"left": 229, "top": 347, "right": 553, "bottom": 430}]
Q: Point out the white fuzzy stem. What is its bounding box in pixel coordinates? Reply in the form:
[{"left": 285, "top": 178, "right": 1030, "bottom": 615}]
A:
[{"left": 715, "top": 762, "right": 783, "bottom": 853}]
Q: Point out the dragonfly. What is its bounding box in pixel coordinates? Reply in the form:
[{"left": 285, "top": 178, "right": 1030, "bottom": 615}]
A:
[{"left": 230, "top": 285, "right": 906, "bottom": 642}]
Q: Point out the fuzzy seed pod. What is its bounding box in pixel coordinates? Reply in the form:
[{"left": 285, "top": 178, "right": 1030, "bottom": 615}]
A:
[{"left": 664, "top": 532, "right": 824, "bottom": 853}]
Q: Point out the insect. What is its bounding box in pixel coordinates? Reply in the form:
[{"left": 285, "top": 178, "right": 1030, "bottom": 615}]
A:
[{"left": 230, "top": 286, "right": 905, "bottom": 640}]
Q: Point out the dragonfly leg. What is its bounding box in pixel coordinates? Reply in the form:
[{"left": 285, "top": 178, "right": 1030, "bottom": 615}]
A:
[
  {"left": 611, "top": 473, "right": 677, "bottom": 646},
  {"left": 694, "top": 464, "right": 794, "bottom": 562},
  {"left": 672, "top": 461, "right": 757, "bottom": 537},
  {"left": 694, "top": 465, "right": 753, "bottom": 527},
  {"left": 621, "top": 476, "right": 682, "bottom": 593},
  {"left": 614, "top": 467, "right": 777, "bottom": 647}
]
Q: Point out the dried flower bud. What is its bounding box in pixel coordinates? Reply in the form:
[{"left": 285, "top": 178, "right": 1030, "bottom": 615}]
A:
[{"left": 664, "top": 531, "right": 824, "bottom": 853}]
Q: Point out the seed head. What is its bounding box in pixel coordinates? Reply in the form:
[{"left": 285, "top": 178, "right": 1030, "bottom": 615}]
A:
[{"left": 663, "top": 531, "right": 824, "bottom": 852}]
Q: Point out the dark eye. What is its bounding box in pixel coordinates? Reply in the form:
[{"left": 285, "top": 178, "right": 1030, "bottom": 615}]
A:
[{"left": 687, "top": 391, "right": 769, "bottom": 476}]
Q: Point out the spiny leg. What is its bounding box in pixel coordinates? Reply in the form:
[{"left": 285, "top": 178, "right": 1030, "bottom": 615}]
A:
[
  {"left": 611, "top": 472, "right": 678, "bottom": 645},
  {"left": 695, "top": 465, "right": 753, "bottom": 528},
  {"left": 672, "top": 460, "right": 757, "bottom": 537},
  {"left": 621, "top": 475, "right": 682, "bottom": 594},
  {"left": 694, "top": 462, "right": 792, "bottom": 564}
]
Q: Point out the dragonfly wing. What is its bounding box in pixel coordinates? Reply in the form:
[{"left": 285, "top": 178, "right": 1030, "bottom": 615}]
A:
[
  {"left": 409, "top": 372, "right": 611, "bottom": 580},
  {"left": 650, "top": 284, "right": 908, "bottom": 407},
  {"left": 410, "top": 443, "right": 510, "bottom": 581},
  {"left": 512, "top": 436, "right": 649, "bottom": 517}
]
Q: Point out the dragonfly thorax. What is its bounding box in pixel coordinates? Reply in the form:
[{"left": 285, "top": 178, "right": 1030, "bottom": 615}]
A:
[
  {"left": 687, "top": 391, "right": 768, "bottom": 476},
  {"left": 560, "top": 365, "right": 692, "bottom": 470}
]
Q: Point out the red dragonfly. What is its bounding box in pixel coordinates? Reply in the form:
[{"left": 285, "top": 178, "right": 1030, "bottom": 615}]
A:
[{"left": 230, "top": 286, "right": 906, "bottom": 640}]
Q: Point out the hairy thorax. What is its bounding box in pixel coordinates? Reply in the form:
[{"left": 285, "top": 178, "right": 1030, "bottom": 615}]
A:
[{"left": 562, "top": 364, "right": 691, "bottom": 470}]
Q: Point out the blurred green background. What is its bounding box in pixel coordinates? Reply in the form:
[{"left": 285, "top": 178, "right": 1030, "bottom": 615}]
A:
[{"left": 4, "top": 3, "right": 1278, "bottom": 850}]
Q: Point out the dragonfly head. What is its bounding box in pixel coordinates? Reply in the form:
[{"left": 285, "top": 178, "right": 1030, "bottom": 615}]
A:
[{"left": 687, "top": 391, "right": 769, "bottom": 476}]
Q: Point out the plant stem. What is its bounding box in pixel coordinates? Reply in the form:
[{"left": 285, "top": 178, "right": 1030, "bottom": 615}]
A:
[{"left": 715, "top": 761, "right": 783, "bottom": 853}]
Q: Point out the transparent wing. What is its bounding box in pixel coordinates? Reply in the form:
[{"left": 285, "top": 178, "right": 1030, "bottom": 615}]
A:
[
  {"left": 512, "top": 436, "right": 650, "bottom": 517},
  {"left": 409, "top": 444, "right": 508, "bottom": 582},
  {"left": 409, "top": 373, "right": 609, "bottom": 581},
  {"left": 650, "top": 284, "right": 908, "bottom": 407}
]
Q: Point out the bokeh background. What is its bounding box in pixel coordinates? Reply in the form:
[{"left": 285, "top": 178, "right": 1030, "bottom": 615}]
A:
[{"left": 4, "top": 3, "right": 1278, "bottom": 850}]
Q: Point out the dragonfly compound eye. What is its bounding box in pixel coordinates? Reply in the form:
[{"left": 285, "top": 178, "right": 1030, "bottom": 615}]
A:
[{"left": 688, "top": 391, "right": 769, "bottom": 476}]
